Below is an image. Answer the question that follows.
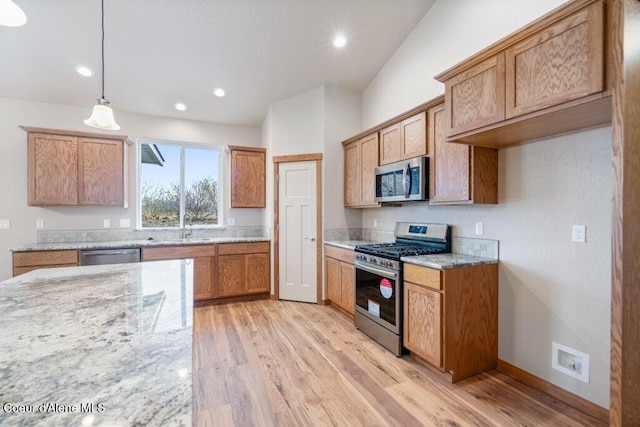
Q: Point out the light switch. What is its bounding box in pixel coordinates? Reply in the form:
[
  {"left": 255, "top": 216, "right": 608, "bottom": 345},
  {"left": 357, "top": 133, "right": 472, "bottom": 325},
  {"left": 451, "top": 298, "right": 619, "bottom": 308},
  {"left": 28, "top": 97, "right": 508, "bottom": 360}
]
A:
[
  {"left": 103, "top": 219, "right": 111, "bottom": 228},
  {"left": 120, "top": 218, "right": 130, "bottom": 228},
  {"left": 0, "top": 219, "right": 10, "bottom": 230}
]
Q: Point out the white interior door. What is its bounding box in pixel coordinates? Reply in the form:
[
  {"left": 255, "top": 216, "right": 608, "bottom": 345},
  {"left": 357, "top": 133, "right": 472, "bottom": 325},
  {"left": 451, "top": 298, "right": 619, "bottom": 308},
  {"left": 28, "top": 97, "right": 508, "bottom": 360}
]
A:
[{"left": 278, "top": 161, "right": 317, "bottom": 303}]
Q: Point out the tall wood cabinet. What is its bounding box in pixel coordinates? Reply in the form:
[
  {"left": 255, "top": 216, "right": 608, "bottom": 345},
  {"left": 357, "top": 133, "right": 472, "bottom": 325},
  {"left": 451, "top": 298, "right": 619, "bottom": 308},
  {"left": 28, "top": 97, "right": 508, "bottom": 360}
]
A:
[
  {"left": 324, "top": 245, "right": 354, "bottom": 315},
  {"left": 344, "top": 133, "right": 379, "bottom": 207},
  {"left": 229, "top": 146, "right": 266, "bottom": 208},
  {"left": 22, "top": 127, "right": 130, "bottom": 207},
  {"left": 403, "top": 262, "right": 498, "bottom": 383},
  {"left": 435, "top": 0, "right": 609, "bottom": 147},
  {"left": 428, "top": 103, "right": 498, "bottom": 204}
]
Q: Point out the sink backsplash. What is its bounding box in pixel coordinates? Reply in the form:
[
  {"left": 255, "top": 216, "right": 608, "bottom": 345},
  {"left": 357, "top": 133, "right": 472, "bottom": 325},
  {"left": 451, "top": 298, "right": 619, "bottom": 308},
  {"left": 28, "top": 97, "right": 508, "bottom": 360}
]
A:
[{"left": 37, "top": 227, "right": 270, "bottom": 244}]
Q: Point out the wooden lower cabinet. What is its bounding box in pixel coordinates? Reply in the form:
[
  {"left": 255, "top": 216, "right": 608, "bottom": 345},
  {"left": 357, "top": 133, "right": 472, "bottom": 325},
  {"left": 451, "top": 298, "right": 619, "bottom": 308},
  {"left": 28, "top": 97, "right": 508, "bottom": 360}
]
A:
[
  {"left": 142, "top": 245, "right": 217, "bottom": 301},
  {"left": 217, "top": 242, "right": 270, "bottom": 298},
  {"left": 324, "top": 245, "right": 354, "bottom": 315},
  {"left": 403, "top": 262, "right": 498, "bottom": 383},
  {"left": 12, "top": 249, "right": 79, "bottom": 276}
]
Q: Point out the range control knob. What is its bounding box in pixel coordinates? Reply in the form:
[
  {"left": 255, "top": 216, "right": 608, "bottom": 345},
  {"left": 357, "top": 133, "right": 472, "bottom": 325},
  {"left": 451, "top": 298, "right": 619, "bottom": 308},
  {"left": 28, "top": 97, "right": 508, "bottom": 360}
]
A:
[{"left": 369, "top": 257, "right": 377, "bottom": 264}]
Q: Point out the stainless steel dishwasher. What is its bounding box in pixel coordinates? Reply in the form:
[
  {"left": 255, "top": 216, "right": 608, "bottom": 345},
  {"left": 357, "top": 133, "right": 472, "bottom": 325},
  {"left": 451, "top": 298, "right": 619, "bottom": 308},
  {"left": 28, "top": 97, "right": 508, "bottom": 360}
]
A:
[{"left": 80, "top": 248, "right": 141, "bottom": 266}]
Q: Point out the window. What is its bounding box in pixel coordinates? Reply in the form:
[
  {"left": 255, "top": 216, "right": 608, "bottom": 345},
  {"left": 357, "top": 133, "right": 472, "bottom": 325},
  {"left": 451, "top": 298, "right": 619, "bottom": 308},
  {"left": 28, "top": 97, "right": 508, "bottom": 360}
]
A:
[{"left": 138, "top": 140, "right": 221, "bottom": 228}]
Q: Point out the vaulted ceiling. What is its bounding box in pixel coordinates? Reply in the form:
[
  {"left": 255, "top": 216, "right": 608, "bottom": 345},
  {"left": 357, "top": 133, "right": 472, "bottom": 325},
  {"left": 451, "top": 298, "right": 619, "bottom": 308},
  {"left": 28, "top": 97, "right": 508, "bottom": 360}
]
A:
[{"left": 0, "top": 0, "right": 435, "bottom": 127}]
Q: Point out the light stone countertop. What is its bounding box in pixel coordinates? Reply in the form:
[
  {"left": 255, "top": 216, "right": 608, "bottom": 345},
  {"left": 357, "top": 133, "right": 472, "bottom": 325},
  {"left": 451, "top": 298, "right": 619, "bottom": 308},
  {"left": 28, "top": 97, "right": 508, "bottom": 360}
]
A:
[
  {"left": 0, "top": 260, "right": 193, "bottom": 426},
  {"left": 402, "top": 253, "right": 499, "bottom": 270},
  {"left": 323, "top": 240, "right": 379, "bottom": 250},
  {"left": 10, "top": 236, "right": 270, "bottom": 252}
]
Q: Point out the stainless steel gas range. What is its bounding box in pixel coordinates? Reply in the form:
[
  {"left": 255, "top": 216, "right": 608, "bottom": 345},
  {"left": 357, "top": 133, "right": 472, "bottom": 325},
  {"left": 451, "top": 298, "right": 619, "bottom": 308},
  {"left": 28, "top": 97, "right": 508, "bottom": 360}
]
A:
[{"left": 353, "top": 222, "right": 452, "bottom": 356}]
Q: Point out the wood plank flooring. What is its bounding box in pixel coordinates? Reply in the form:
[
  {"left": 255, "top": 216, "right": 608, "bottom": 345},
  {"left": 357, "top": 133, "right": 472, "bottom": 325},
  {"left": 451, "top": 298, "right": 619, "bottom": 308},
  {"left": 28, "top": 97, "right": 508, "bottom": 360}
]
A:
[{"left": 193, "top": 300, "right": 605, "bottom": 426}]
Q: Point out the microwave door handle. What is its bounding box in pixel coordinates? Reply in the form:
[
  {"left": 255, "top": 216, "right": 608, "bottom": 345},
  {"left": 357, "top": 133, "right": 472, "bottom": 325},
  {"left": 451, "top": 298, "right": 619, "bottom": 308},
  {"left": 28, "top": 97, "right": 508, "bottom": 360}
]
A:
[{"left": 404, "top": 163, "right": 412, "bottom": 198}]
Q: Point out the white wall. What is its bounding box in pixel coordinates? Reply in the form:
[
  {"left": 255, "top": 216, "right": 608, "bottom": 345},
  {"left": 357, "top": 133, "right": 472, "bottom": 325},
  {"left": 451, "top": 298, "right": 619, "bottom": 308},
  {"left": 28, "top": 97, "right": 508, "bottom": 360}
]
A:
[
  {"left": 0, "top": 97, "right": 262, "bottom": 281},
  {"left": 360, "top": 0, "right": 611, "bottom": 407}
]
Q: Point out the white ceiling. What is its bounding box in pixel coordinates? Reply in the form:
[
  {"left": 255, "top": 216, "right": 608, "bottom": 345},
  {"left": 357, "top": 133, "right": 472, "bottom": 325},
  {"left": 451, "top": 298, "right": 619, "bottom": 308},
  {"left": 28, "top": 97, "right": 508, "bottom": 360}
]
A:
[{"left": 0, "top": 0, "right": 436, "bottom": 127}]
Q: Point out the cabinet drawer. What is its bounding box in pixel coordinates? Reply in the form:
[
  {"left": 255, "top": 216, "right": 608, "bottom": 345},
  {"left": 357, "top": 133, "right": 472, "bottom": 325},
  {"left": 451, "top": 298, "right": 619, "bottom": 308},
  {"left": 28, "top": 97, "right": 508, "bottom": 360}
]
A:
[
  {"left": 404, "top": 263, "right": 441, "bottom": 290},
  {"left": 218, "top": 241, "right": 269, "bottom": 255},
  {"left": 13, "top": 250, "right": 78, "bottom": 267},
  {"left": 142, "top": 245, "right": 216, "bottom": 261},
  {"left": 324, "top": 245, "right": 354, "bottom": 264}
]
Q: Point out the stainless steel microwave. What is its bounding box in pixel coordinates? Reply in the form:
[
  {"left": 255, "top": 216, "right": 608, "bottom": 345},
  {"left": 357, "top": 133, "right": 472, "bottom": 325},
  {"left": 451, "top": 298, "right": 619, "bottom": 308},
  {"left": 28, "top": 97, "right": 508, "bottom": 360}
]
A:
[{"left": 375, "top": 156, "right": 428, "bottom": 203}]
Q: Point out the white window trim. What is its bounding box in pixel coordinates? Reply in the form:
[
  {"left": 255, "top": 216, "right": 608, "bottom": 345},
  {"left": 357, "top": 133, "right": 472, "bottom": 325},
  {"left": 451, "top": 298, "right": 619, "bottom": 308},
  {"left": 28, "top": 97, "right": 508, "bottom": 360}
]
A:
[{"left": 136, "top": 138, "right": 224, "bottom": 230}]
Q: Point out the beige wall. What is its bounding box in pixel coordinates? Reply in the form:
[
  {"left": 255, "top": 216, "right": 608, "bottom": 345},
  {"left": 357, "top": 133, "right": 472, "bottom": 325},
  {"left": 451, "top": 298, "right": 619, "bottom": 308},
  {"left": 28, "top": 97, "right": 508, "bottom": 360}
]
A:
[
  {"left": 360, "top": 0, "right": 611, "bottom": 407},
  {"left": 0, "top": 97, "right": 262, "bottom": 281}
]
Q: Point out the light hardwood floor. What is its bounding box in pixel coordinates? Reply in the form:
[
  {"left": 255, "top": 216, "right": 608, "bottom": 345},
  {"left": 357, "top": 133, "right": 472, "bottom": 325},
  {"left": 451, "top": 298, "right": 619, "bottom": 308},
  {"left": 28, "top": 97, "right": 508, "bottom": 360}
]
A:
[{"left": 194, "top": 300, "right": 604, "bottom": 426}]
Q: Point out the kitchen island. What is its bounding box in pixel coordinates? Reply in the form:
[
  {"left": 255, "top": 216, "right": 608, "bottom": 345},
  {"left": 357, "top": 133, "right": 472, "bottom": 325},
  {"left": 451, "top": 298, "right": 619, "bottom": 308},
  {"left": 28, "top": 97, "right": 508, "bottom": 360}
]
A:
[{"left": 0, "top": 260, "right": 193, "bottom": 426}]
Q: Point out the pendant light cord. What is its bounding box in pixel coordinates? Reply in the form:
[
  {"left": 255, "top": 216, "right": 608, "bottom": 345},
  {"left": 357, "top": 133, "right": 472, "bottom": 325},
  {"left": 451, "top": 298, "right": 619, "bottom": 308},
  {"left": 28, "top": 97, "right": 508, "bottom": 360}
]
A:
[{"left": 101, "top": 0, "right": 105, "bottom": 100}]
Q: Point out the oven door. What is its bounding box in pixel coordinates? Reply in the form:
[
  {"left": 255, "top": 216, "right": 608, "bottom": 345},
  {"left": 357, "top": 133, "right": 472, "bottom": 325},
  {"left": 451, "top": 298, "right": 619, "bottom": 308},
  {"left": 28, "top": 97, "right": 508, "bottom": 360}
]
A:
[{"left": 354, "top": 260, "right": 401, "bottom": 334}]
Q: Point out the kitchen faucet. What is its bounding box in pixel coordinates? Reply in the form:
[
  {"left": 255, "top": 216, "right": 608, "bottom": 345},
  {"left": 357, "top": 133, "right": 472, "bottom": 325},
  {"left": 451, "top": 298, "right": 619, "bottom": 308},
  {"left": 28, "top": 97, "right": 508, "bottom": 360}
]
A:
[{"left": 182, "top": 213, "right": 192, "bottom": 239}]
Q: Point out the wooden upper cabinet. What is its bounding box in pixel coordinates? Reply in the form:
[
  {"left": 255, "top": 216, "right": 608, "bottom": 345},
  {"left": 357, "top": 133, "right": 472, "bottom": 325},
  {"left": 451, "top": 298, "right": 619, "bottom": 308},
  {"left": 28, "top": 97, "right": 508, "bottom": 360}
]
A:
[
  {"left": 230, "top": 146, "right": 266, "bottom": 208},
  {"left": 379, "top": 112, "right": 427, "bottom": 165},
  {"left": 445, "top": 54, "right": 505, "bottom": 137},
  {"left": 343, "top": 133, "right": 379, "bottom": 208},
  {"left": 28, "top": 133, "right": 78, "bottom": 205},
  {"left": 435, "top": 0, "right": 608, "bottom": 147},
  {"left": 78, "top": 138, "right": 125, "bottom": 206},
  {"left": 359, "top": 133, "right": 379, "bottom": 206},
  {"left": 505, "top": 1, "right": 603, "bottom": 118},
  {"left": 429, "top": 103, "right": 497, "bottom": 204},
  {"left": 24, "top": 127, "right": 130, "bottom": 207},
  {"left": 379, "top": 123, "right": 401, "bottom": 165}
]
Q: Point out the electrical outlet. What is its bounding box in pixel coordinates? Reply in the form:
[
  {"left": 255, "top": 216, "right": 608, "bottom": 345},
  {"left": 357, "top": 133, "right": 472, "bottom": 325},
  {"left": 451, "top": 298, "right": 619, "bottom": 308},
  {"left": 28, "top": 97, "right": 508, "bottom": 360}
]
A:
[
  {"left": 103, "top": 219, "right": 111, "bottom": 228},
  {"left": 475, "top": 222, "right": 484, "bottom": 236},
  {"left": 552, "top": 342, "right": 590, "bottom": 383},
  {"left": 373, "top": 219, "right": 378, "bottom": 228},
  {"left": 120, "top": 218, "right": 130, "bottom": 228},
  {"left": 572, "top": 225, "right": 586, "bottom": 243},
  {"left": 227, "top": 217, "right": 235, "bottom": 226},
  {"left": 0, "top": 219, "right": 10, "bottom": 230},
  {"left": 36, "top": 219, "right": 44, "bottom": 229}
]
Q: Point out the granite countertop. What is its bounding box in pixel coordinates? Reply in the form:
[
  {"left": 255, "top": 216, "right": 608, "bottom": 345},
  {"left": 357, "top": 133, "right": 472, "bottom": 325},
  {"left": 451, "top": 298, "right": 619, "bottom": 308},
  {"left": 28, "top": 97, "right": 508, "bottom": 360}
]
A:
[
  {"left": 402, "top": 253, "right": 499, "bottom": 270},
  {"left": 0, "top": 260, "right": 193, "bottom": 426},
  {"left": 11, "top": 236, "right": 270, "bottom": 252},
  {"left": 324, "top": 240, "right": 379, "bottom": 250}
]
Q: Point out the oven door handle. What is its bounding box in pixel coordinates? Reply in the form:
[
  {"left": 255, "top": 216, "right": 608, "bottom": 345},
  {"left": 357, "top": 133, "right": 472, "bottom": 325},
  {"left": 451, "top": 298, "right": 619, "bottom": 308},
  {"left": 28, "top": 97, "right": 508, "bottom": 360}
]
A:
[{"left": 355, "top": 261, "right": 398, "bottom": 280}]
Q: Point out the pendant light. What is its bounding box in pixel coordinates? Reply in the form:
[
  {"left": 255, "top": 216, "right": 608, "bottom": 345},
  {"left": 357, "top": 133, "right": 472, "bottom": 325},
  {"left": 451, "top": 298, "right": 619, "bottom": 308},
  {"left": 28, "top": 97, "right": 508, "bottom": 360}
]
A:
[
  {"left": 84, "top": 0, "right": 120, "bottom": 130},
  {"left": 0, "top": 0, "right": 27, "bottom": 27}
]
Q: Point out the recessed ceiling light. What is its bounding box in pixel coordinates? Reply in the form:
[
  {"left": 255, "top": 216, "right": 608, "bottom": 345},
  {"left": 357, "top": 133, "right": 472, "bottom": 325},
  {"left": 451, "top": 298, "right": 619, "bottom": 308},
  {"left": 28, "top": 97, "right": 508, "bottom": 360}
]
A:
[
  {"left": 174, "top": 102, "right": 187, "bottom": 111},
  {"left": 333, "top": 35, "right": 347, "bottom": 48},
  {"left": 213, "top": 88, "right": 225, "bottom": 97},
  {"left": 75, "top": 65, "right": 94, "bottom": 77}
]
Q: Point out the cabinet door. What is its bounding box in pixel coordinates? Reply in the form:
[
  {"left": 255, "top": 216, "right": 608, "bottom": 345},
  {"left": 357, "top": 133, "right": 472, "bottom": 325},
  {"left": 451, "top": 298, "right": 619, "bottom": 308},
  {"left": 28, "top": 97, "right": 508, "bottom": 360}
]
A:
[
  {"left": 505, "top": 2, "right": 603, "bottom": 119},
  {"left": 326, "top": 257, "right": 341, "bottom": 303},
  {"left": 217, "top": 255, "right": 246, "bottom": 297},
  {"left": 246, "top": 253, "right": 270, "bottom": 294},
  {"left": 193, "top": 257, "right": 215, "bottom": 301},
  {"left": 344, "top": 141, "right": 360, "bottom": 207},
  {"left": 230, "top": 147, "right": 266, "bottom": 208},
  {"left": 28, "top": 133, "right": 78, "bottom": 206},
  {"left": 445, "top": 54, "right": 505, "bottom": 136},
  {"left": 359, "top": 133, "right": 379, "bottom": 206},
  {"left": 78, "top": 138, "right": 124, "bottom": 206},
  {"left": 379, "top": 123, "right": 401, "bottom": 165},
  {"left": 404, "top": 282, "right": 443, "bottom": 369},
  {"left": 340, "top": 262, "right": 354, "bottom": 315},
  {"left": 429, "top": 104, "right": 471, "bottom": 203},
  {"left": 400, "top": 112, "right": 427, "bottom": 159}
]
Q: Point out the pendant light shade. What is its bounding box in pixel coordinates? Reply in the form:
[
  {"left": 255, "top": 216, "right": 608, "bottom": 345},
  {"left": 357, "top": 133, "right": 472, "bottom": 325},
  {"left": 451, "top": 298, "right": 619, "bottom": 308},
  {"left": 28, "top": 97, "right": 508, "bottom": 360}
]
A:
[
  {"left": 85, "top": 0, "right": 120, "bottom": 131},
  {"left": 0, "top": 0, "right": 27, "bottom": 27},
  {"left": 84, "top": 98, "right": 120, "bottom": 130}
]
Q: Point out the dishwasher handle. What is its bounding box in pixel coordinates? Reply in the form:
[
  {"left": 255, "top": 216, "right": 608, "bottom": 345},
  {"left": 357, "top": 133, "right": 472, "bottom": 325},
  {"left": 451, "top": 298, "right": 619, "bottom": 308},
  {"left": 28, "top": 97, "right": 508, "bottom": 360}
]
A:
[{"left": 81, "top": 250, "right": 138, "bottom": 256}]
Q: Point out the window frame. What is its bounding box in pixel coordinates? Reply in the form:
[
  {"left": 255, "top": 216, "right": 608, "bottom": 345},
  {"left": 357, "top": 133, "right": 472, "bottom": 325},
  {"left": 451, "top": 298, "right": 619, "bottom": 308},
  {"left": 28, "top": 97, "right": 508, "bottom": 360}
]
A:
[{"left": 136, "top": 138, "right": 224, "bottom": 230}]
